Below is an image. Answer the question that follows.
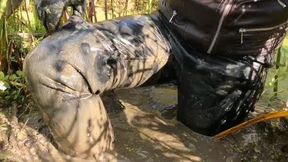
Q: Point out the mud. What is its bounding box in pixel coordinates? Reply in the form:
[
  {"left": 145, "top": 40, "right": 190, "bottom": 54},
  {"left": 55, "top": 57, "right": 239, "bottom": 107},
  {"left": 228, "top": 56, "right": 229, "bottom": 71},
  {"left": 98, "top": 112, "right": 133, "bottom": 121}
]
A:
[{"left": 0, "top": 85, "right": 287, "bottom": 162}]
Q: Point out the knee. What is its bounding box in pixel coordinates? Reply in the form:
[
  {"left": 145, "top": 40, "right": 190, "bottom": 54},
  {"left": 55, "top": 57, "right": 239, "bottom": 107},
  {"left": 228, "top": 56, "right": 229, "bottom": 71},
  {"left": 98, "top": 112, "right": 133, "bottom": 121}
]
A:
[{"left": 24, "top": 54, "right": 115, "bottom": 157}]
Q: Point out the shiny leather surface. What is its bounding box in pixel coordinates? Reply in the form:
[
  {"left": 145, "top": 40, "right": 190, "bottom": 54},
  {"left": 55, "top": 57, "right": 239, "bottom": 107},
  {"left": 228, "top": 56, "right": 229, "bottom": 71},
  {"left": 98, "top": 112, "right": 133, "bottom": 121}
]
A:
[
  {"left": 153, "top": 14, "right": 267, "bottom": 135},
  {"left": 160, "top": 0, "right": 288, "bottom": 62}
]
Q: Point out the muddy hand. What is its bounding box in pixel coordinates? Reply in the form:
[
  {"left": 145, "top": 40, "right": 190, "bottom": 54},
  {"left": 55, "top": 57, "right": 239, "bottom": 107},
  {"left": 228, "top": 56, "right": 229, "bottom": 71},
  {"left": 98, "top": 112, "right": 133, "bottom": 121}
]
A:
[{"left": 35, "top": 0, "right": 86, "bottom": 33}]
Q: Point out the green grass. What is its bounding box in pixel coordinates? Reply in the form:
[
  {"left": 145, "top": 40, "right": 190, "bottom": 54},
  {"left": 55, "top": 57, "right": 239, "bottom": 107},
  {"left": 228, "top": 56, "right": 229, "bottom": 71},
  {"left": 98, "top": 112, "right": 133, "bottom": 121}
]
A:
[{"left": 260, "top": 38, "right": 288, "bottom": 109}]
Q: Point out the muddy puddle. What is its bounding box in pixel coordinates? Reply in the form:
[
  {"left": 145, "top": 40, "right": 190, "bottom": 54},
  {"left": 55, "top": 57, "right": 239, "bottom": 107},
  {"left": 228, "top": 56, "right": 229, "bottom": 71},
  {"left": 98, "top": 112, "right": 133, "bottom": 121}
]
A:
[
  {"left": 111, "top": 85, "right": 288, "bottom": 162},
  {"left": 0, "top": 85, "right": 287, "bottom": 162},
  {"left": 110, "top": 86, "right": 233, "bottom": 162}
]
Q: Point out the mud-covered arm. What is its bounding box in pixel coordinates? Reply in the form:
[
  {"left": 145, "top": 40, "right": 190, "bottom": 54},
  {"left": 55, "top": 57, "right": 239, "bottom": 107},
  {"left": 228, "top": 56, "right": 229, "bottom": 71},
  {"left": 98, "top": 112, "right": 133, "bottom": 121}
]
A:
[{"left": 35, "top": 0, "right": 86, "bottom": 33}]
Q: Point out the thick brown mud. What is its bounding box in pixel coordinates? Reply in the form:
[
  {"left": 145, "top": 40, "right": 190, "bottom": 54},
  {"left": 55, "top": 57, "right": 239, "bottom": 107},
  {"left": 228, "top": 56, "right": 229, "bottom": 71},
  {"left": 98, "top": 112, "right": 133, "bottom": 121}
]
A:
[{"left": 0, "top": 85, "right": 287, "bottom": 162}]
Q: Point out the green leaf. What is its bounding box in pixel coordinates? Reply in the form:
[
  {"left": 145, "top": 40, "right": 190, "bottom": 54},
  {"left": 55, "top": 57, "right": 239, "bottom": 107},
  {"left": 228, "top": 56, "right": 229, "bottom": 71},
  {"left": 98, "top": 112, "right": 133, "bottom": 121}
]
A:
[
  {"left": 0, "top": 0, "right": 8, "bottom": 18},
  {"left": 16, "top": 70, "right": 25, "bottom": 77},
  {"left": 0, "top": 71, "right": 4, "bottom": 80}
]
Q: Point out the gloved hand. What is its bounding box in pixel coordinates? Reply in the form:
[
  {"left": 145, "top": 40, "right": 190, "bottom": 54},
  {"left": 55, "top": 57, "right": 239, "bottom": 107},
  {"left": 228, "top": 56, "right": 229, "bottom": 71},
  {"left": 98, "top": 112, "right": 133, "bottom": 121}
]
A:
[{"left": 35, "top": 0, "right": 86, "bottom": 33}]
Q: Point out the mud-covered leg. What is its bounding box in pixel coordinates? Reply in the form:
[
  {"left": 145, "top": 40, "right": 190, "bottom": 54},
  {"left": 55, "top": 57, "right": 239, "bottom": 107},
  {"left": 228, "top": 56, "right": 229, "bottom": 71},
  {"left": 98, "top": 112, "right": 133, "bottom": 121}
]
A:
[
  {"left": 24, "top": 58, "right": 114, "bottom": 159},
  {"left": 43, "top": 94, "right": 114, "bottom": 158},
  {"left": 24, "top": 14, "right": 171, "bottom": 159}
]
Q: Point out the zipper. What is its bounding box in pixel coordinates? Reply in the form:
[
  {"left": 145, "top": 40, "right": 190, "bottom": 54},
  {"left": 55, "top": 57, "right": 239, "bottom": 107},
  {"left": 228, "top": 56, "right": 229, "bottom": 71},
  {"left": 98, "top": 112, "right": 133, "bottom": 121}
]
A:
[
  {"left": 169, "top": 10, "right": 177, "bottom": 23},
  {"left": 237, "top": 0, "right": 286, "bottom": 8},
  {"left": 239, "top": 21, "right": 288, "bottom": 44},
  {"left": 207, "top": 0, "right": 234, "bottom": 54},
  {"left": 277, "top": 0, "right": 287, "bottom": 8},
  {"left": 236, "top": 0, "right": 260, "bottom": 7}
]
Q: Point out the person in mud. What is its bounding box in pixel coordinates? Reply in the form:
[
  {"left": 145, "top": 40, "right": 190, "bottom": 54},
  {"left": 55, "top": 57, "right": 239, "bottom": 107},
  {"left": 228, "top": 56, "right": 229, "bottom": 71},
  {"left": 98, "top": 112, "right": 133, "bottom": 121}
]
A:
[{"left": 24, "top": 0, "right": 288, "bottom": 159}]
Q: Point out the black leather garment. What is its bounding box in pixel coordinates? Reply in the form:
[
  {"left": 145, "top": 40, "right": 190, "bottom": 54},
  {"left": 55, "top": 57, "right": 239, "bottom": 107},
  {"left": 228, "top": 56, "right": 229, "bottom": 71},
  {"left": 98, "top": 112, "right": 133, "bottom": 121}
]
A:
[
  {"left": 154, "top": 13, "right": 267, "bottom": 135},
  {"left": 160, "top": 0, "right": 288, "bottom": 65}
]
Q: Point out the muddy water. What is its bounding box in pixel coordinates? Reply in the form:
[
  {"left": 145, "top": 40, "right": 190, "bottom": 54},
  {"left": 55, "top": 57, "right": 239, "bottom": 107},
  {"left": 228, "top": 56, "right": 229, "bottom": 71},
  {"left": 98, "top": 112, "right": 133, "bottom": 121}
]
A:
[
  {"left": 106, "top": 86, "right": 238, "bottom": 162},
  {"left": 108, "top": 85, "right": 288, "bottom": 162},
  {"left": 1, "top": 85, "right": 287, "bottom": 162}
]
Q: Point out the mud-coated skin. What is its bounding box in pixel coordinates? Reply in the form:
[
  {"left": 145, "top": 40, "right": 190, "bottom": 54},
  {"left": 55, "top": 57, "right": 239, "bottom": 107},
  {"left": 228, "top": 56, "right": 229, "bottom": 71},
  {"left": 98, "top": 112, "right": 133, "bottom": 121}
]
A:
[{"left": 24, "top": 15, "right": 170, "bottom": 159}]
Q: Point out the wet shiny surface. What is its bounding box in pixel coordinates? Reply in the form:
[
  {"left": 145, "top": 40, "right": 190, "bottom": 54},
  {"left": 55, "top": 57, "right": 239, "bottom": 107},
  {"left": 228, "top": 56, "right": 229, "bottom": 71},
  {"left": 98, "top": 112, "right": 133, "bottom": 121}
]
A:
[
  {"left": 24, "top": 15, "right": 170, "bottom": 159},
  {"left": 113, "top": 86, "right": 288, "bottom": 162},
  {"left": 113, "top": 86, "right": 237, "bottom": 162},
  {"left": 0, "top": 85, "right": 287, "bottom": 161}
]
